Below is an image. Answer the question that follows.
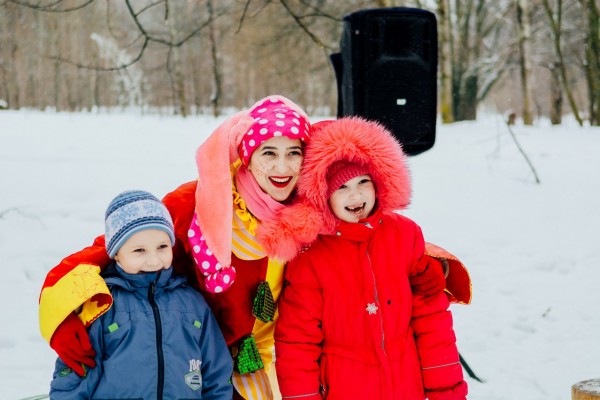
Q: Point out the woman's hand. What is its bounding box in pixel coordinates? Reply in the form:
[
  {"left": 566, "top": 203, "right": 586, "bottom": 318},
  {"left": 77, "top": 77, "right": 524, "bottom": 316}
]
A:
[{"left": 50, "top": 313, "right": 96, "bottom": 376}]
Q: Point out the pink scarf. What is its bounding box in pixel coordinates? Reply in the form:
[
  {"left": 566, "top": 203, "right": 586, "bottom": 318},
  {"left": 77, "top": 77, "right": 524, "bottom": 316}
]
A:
[{"left": 235, "top": 165, "right": 285, "bottom": 224}]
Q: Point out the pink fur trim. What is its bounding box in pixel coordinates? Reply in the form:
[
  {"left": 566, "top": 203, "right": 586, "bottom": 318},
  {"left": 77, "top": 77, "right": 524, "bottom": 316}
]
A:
[
  {"left": 299, "top": 117, "right": 412, "bottom": 235},
  {"left": 257, "top": 201, "right": 323, "bottom": 262}
]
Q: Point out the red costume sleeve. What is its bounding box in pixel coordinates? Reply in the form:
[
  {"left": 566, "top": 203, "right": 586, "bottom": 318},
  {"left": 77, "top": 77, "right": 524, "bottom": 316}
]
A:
[{"left": 39, "top": 181, "right": 198, "bottom": 342}]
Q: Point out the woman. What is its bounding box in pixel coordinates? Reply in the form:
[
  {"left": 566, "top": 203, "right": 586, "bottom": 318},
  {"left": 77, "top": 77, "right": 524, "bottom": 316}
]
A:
[{"left": 39, "top": 96, "right": 470, "bottom": 400}]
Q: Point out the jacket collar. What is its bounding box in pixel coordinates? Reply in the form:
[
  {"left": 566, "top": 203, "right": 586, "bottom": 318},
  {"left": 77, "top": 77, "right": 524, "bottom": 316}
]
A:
[
  {"left": 104, "top": 263, "right": 180, "bottom": 291},
  {"left": 330, "top": 208, "right": 384, "bottom": 242}
]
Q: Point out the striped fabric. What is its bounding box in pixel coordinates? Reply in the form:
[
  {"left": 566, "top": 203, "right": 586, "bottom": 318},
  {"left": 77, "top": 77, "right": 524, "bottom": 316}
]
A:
[
  {"left": 232, "top": 207, "right": 266, "bottom": 260},
  {"left": 232, "top": 369, "right": 274, "bottom": 400},
  {"left": 229, "top": 182, "right": 284, "bottom": 399}
]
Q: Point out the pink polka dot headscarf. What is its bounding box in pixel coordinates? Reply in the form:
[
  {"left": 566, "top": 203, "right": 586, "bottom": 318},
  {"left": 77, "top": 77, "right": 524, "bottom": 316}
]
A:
[{"left": 239, "top": 97, "right": 311, "bottom": 165}]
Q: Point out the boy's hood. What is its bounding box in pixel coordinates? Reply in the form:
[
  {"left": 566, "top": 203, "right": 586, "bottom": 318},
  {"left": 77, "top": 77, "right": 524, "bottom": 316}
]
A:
[{"left": 259, "top": 117, "right": 411, "bottom": 261}]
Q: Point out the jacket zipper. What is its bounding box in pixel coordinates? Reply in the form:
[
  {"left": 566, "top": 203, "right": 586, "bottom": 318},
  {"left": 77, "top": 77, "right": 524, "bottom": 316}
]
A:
[
  {"left": 366, "top": 250, "right": 387, "bottom": 356},
  {"left": 149, "top": 280, "right": 164, "bottom": 400}
]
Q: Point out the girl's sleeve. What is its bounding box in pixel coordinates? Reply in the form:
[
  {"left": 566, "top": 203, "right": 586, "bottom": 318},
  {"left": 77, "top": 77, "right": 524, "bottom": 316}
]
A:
[
  {"left": 198, "top": 298, "right": 234, "bottom": 400},
  {"left": 409, "top": 223, "right": 466, "bottom": 399},
  {"left": 411, "top": 290, "right": 466, "bottom": 399},
  {"left": 274, "top": 257, "right": 323, "bottom": 400}
]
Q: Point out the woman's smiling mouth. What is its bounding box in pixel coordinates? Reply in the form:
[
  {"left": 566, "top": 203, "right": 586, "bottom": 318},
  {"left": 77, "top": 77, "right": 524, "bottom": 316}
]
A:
[{"left": 269, "top": 176, "right": 292, "bottom": 188}]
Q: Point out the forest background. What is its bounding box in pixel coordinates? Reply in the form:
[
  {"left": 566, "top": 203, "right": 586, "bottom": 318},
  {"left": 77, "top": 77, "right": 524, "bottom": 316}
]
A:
[{"left": 1, "top": 0, "right": 599, "bottom": 126}]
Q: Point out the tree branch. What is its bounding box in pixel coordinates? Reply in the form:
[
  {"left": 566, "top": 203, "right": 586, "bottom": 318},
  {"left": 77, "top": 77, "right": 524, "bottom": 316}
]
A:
[
  {"left": 279, "top": 0, "right": 334, "bottom": 51},
  {"left": 9, "top": 0, "right": 95, "bottom": 13}
]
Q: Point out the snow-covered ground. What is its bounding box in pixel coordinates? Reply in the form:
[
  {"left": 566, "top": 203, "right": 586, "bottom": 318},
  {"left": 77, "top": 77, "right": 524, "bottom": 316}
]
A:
[{"left": 1, "top": 110, "right": 599, "bottom": 399}]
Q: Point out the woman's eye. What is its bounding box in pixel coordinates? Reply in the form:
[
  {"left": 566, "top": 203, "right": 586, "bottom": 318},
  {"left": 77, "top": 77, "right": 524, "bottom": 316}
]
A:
[
  {"left": 133, "top": 248, "right": 145, "bottom": 253},
  {"left": 360, "top": 178, "right": 371, "bottom": 184},
  {"left": 158, "top": 244, "right": 169, "bottom": 250}
]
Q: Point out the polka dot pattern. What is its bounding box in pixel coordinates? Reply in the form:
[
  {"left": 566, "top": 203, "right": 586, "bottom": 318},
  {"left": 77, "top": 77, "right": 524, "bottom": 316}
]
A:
[
  {"left": 188, "top": 213, "right": 236, "bottom": 293},
  {"left": 239, "top": 97, "right": 311, "bottom": 165}
]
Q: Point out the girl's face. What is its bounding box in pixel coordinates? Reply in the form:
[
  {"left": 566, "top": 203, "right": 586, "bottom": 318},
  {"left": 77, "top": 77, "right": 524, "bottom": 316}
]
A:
[
  {"left": 248, "top": 136, "right": 304, "bottom": 202},
  {"left": 114, "top": 229, "right": 173, "bottom": 274},
  {"left": 328, "top": 174, "right": 376, "bottom": 223}
]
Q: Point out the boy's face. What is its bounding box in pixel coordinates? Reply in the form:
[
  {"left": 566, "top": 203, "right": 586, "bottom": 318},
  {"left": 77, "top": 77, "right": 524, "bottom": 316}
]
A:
[
  {"left": 328, "top": 174, "right": 376, "bottom": 223},
  {"left": 247, "top": 136, "right": 304, "bottom": 202},
  {"left": 114, "top": 229, "right": 173, "bottom": 274}
]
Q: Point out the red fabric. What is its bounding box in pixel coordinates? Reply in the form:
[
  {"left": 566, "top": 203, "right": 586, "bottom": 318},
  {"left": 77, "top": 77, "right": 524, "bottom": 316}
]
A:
[
  {"left": 410, "top": 256, "right": 446, "bottom": 297},
  {"left": 50, "top": 313, "right": 96, "bottom": 376},
  {"left": 275, "top": 211, "right": 465, "bottom": 400},
  {"left": 40, "top": 180, "right": 263, "bottom": 347}
]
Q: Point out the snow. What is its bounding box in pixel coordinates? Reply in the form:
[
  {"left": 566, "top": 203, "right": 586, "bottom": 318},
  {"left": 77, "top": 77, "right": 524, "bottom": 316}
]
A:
[{"left": 1, "top": 110, "right": 599, "bottom": 399}]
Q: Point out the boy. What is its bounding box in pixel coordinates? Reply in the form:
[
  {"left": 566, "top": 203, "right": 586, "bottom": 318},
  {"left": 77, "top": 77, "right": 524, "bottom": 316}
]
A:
[
  {"left": 274, "top": 118, "right": 468, "bottom": 400},
  {"left": 50, "top": 190, "right": 232, "bottom": 399}
]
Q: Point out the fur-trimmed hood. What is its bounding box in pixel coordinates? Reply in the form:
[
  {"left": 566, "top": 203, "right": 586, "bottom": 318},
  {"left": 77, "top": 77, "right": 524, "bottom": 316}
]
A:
[{"left": 259, "top": 117, "right": 411, "bottom": 261}]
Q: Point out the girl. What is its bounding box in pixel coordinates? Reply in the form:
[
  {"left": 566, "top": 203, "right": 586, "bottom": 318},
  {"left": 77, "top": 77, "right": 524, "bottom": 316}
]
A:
[{"left": 273, "top": 118, "right": 468, "bottom": 400}]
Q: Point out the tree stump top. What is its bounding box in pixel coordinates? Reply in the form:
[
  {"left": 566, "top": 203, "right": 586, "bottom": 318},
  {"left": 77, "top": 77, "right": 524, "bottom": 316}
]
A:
[{"left": 573, "top": 379, "right": 600, "bottom": 400}]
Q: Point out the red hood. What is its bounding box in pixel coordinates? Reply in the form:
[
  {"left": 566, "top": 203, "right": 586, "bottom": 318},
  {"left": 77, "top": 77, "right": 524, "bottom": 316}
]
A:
[{"left": 259, "top": 117, "right": 411, "bottom": 261}]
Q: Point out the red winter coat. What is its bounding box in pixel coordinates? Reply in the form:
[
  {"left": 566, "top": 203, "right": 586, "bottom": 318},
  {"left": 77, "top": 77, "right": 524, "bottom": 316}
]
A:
[
  {"left": 273, "top": 117, "right": 466, "bottom": 400},
  {"left": 275, "top": 210, "right": 463, "bottom": 400}
]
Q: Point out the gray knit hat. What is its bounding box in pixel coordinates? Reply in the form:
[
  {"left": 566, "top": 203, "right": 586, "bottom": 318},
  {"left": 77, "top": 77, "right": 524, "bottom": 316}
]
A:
[{"left": 105, "top": 190, "right": 175, "bottom": 258}]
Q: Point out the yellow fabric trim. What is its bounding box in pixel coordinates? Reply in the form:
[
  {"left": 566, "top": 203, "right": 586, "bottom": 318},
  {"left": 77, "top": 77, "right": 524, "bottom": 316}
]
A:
[
  {"left": 232, "top": 369, "right": 274, "bottom": 400},
  {"left": 231, "top": 160, "right": 259, "bottom": 236},
  {"left": 39, "top": 264, "right": 111, "bottom": 342},
  {"left": 252, "top": 257, "right": 285, "bottom": 372}
]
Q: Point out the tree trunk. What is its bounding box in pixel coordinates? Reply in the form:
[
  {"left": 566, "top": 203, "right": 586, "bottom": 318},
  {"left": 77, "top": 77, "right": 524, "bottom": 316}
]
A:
[
  {"left": 207, "top": 0, "right": 221, "bottom": 117},
  {"left": 7, "top": 6, "right": 21, "bottom": 109},
  {"left": 549, "top": 62, "right": 563, "bottom": 125},
  {"left": 542, "top": 0, "right": 583, "bottom": 126},
  {"left": 583, "top": 0, "right": 600, "bottom": 125},
  {"left": 516, "top": 0, "right": 533, "bottom": 125},
  {"left": 166, "top": 1, "right": 188, "bottom": 117},
  {"left": 438, "top": 0, "right": 454, "bottom": 123}
]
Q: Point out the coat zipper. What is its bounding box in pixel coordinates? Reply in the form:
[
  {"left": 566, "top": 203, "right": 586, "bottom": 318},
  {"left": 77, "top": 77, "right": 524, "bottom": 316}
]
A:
[
  {"left": 366, "top": 250, "right": 386, "bottom": 356},
  {"left": 149, "top": 280, "right": 164, "bottom": 400}
]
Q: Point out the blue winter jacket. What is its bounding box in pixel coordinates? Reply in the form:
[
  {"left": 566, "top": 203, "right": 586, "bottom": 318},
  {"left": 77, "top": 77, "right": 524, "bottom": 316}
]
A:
[{"left": 50, "top": 263, "right": 233, "bottom": 400}]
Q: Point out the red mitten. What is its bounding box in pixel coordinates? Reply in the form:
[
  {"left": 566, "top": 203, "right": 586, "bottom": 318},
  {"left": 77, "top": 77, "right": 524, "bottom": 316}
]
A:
[
  {"left": 411, "top": 256, "right": 446, "bottom": 296},
  {"left": 50, "top": 313, "right": 96, "bottom": 376},
  {"left": 426, "top": 380, "right": 468, "bottom": 400}
]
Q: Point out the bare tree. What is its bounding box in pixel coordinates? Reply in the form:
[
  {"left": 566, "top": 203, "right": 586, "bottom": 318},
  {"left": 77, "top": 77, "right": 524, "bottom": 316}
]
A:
[
  {"left": 579, "top": 0, "right": 600, "bottom": 125},
  {"left": 438, "top": 0, "right": 454, "bottom": 123},
  {"left": 516, "top": 0, "right": 534, "bottom": 125},
  {"left": 541, "top": 0, "right": 584, "bottom": 126}
]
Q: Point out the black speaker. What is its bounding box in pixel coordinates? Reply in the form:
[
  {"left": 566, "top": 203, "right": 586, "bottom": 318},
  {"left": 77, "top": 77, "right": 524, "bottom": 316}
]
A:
[{"left": 331, "top": 8, "right": 438, "bottom": 156}]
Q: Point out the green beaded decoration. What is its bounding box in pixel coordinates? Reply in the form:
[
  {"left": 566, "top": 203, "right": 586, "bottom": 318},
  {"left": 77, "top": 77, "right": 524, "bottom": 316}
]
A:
[
  {"left": 252, "top": 281, "right": 275, "bottom": 323},
  {"left": 234, "top": 335, "right": 264, "bottom": 374}
]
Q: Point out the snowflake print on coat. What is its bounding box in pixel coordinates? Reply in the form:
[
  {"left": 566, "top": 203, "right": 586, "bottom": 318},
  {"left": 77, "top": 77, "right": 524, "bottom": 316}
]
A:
[
  {"left": 188, "top": 213, "right": 236, "bottom": 293},
  {"left": 366, "top": 303, "right": 379, "bottom": 315}
]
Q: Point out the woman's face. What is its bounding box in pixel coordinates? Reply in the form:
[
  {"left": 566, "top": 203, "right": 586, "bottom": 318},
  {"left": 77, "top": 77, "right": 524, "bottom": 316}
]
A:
[{"left": 247, "top": 136, "right": 304, "bottom": 202}]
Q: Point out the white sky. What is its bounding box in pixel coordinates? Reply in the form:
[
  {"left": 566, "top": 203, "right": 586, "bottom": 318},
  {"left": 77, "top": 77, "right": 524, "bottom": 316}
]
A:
[{"left": 1, "top": 110, "right": 599, "bottom": 399}]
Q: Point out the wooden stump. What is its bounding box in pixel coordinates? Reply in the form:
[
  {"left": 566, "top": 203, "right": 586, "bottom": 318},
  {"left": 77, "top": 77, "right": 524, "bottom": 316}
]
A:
[{"left": 573, "top": 379, "right": 600, "bottom": 400}]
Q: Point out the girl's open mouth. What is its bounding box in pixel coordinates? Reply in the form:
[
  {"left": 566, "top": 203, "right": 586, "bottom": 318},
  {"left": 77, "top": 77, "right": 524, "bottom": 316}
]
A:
[{"left": 345, "top": 203, "right": 366, "bottom": 214}]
